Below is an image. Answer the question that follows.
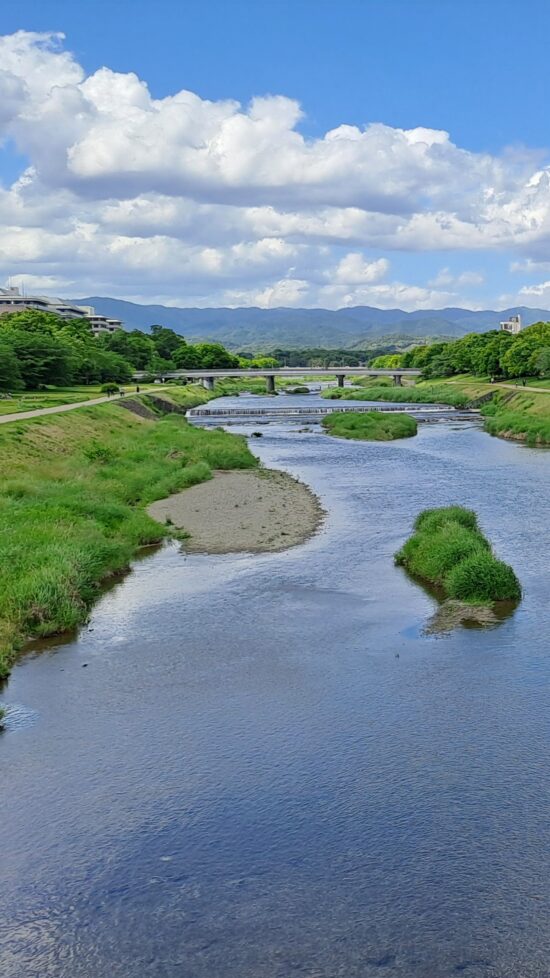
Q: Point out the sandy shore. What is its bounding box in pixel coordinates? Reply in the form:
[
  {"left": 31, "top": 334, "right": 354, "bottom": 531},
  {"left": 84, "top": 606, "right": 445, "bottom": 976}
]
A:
[{"left": 148, "top": 468, "right": 323, "bottom": 554}]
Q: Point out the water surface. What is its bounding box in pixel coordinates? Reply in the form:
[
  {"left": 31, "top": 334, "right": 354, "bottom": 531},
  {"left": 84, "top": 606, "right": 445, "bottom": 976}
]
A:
[{"left": 1, "top": 409, "right": 550, "bottom": 978}]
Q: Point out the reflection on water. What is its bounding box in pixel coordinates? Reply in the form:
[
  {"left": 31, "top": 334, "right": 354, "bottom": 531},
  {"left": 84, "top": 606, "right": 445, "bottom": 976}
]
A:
[{"left": 1, "top": 408, "right": 550, "bottom": 978}]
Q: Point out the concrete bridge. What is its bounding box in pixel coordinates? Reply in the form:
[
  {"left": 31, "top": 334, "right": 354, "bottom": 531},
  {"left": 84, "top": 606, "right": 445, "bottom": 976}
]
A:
[{"left": 136, "top": 367, "right": 421, "bottom": 392}]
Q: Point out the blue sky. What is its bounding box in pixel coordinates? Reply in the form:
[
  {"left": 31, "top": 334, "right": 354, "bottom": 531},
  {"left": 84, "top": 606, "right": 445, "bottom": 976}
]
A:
[{"left": 1, "top": 1, "right": 550, "bottom": 309}]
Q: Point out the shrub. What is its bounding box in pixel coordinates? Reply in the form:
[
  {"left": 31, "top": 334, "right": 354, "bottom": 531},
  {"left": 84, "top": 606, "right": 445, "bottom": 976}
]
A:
[
  {"left": 395, "top": 506, "right": 521, "bottom": 606},
  {"left": 399, "top": 524, "right": 486, "bottom": 581},
  {"left": 414, "top": 506, "right": 478, "bottom": 533},
  {"left": 445, "top": 552, "right": 521, "bottom": 603},
  {"left": 83, "top": 441, "right": 116, "bottom": 463},
  {"left": 100, "top": 383, "right": 119, "bottom": 394}
]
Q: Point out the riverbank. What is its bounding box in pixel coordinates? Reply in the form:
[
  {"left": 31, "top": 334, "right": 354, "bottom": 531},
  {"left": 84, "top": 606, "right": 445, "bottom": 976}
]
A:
[
  {"left": 0, "top": 399, "right": 258, "bottom": 679},
  {"left": 322, "top": 383, "right": 469, "bottom": 408},
  {"left": 422, "top": 378, "right": 550, "bottom": 446},
  {"left": 149, "top": 468, "right": 323, "bottom": 553}
]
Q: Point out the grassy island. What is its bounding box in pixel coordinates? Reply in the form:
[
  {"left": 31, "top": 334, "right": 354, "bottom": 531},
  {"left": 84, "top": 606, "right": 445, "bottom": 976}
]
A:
[
  {"left": 395, "top": 506, "right": 521, "bottom": 604},
  {"left": 323, "top": 410, "right": 417, "bottom": 441}
]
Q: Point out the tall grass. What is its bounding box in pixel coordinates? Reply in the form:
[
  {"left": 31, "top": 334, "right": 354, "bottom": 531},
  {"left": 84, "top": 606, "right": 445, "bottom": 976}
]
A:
[
  {"left": 482, "top": 407, "right": 550, "bottom": 446},
  {"left": 322, "top": 385, "right": 469, "bottom": 407},
  {"left": 395, "top": 506, "right": 521, "bottom": 605},
  {"left": 323, "top": 411, "right": 417, "bottom": 441},
  {"left": 0, "top": 403, "right": 257, "bottom": 678}
]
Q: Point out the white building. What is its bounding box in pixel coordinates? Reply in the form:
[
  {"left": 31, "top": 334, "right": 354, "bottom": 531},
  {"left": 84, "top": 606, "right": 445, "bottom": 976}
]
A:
[
  {"left": 0, "top": 286, "right": 123, "bottom": 334},
  {"left": 500, "top": 314, "right": 522, "bottom": 335}
]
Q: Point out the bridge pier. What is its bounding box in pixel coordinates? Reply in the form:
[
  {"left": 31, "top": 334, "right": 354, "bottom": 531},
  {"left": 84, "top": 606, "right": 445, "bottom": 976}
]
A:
[
  {"left": 392, "top": 374, "right": 403, "bottom": 386},
  {"left": 203, "top": 376, "right": 215, "bottom": 390},
  {"left": 265, "top": 374, "right": 276, "bottom": 394},
  {"left": 336, "top": 374, "right": 345, "bottom": 388}
]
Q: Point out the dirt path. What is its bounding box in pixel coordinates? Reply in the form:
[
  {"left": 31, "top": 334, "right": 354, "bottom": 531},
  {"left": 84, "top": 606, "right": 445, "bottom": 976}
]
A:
[{"left": 148, "top": 469, "right": 324, "bottom": 554}]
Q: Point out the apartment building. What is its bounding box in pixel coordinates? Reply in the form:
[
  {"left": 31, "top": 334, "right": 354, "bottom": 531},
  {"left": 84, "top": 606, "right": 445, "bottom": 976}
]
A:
[{"left": 0, "top": 287, "right": 123, "bottom": 334}]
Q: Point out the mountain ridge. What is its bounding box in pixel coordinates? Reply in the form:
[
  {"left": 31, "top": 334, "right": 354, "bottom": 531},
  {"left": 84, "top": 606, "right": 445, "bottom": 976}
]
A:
[{"left": 74, "top": 298, "right": 550, "bottom": 350}]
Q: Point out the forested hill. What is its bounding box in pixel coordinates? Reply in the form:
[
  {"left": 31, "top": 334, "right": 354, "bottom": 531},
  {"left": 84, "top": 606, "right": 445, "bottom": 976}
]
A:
[{"left": 74, "top": 299, "right": 550, "bottom": 350}]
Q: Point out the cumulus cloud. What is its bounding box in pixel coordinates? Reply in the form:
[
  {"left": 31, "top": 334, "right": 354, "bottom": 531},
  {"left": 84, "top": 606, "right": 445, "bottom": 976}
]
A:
[
  {"left": 0, "top": 30, "right": 550, "bottom": 308},
  {"left": 428, "top": 267, "right": 485, "bottom": 288}
]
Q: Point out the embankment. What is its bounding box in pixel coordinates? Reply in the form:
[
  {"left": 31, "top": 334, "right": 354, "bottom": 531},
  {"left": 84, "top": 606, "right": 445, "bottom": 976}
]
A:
[
  {"left": 0, "top": 397, "right": 258, "bottom": 678},
  {"left": 419, "top": 379, "right": 550, "bottom": 447}
]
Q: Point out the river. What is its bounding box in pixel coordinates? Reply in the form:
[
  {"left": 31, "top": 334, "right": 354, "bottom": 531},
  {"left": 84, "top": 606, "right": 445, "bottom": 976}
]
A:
[{"left": 1, "top": 392, "right": 550, "bottom": 977}]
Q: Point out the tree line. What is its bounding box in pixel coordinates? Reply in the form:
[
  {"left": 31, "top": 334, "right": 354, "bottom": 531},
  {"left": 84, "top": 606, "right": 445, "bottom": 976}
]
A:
[
  {"left": 370, "top": 323, "right": 550, "bottom": 379},
  {"left": 0, "top": 309, "right": 278, "bottom": 391}
]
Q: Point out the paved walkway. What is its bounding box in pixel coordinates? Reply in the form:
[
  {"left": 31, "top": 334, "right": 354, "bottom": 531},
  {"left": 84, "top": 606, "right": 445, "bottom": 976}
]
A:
[
  {"left": 0, "top": 392, "right": 140, "bottom": 425},
  {"left": 497, "top": 383, "right": 550, "bottom": 393},
  {"left": 446, "top": 380, "right": 550, "bottom": 394}
]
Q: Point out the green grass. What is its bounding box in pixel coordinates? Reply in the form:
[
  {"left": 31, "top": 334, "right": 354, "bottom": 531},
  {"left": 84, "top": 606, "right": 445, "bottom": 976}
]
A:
[
  {"left": 0, "top": 402, "right": 257, "bottom": 679},
  {"left": 0, "top": 383, "right": 169, "bottom": 415},
  {"left": 395, "top": 506, "right": 521, "bottom": 605},
  {"left": 322, "top": 411, "right": 417, "bottom": 441},
  {"left": 422, "top": 377, "right": 550, "bottom": 446},
  {"left": 322, "top": 384, "right": 469, "bottom": 407}
]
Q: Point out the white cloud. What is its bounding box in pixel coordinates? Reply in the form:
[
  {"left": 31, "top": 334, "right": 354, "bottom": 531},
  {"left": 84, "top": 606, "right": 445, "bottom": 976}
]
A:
[
  {"left": 1, "top": 30, "right": 550, "bottom": 309},
  {"left": 332, "top": 253, "right": 390, "bottom": 285},
  {"left": 428, "top": 267, "right": 485, "bottom": 288}
]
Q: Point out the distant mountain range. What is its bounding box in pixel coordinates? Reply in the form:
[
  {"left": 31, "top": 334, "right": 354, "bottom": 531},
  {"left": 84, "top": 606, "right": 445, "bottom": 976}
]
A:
[{"left": 74, "top": 298, "right": 550, "bottom": 350}]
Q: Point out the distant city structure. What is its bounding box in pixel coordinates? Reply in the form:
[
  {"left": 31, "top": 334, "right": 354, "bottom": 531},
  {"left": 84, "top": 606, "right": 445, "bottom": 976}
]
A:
[
  {"left": 0, "top": 286, "right": 123, "bottom": 335},
  {"left": 500, "top": 313, "right": 522, "bottom": 335}
]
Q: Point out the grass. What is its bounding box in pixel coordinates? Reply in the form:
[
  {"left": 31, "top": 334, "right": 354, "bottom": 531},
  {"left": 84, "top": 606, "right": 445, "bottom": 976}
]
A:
[
  {"left": 323, "top": 410, "right": 417, "bottom": 441},
  {"left": 0, "top": 383, "right": 168, "bottom": 415},
  {"left": 395, "top": 506, "right": 521, "bottom": 605},
  {"left": 0, "top": 400, "right": 257, "bottom": 679},
  {"left": 322, "top": 384, "right": 469, "bottom": 407},
  {"left": 421, "top": 377, "right": 550, "bottom": 446}
]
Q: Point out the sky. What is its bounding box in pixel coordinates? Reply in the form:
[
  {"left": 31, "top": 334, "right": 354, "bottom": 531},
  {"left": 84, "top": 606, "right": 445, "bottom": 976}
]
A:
[{"left": 1, "top": 0, "right": 550, "bottom": 311}]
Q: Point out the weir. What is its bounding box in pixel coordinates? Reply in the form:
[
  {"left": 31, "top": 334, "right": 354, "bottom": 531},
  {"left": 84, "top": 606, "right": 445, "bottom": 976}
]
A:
[{"left": 188, "top": 404, "right": 477, "bottom": 421}]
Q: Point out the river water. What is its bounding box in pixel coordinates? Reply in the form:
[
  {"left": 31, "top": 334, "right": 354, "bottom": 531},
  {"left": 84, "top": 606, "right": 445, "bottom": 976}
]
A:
[{"left": 1, "top": 392, "right": 550, "bottom": 978}]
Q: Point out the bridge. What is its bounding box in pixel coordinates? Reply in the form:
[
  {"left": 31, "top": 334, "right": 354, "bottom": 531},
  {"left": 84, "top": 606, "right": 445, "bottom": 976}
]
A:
[{"left": 136, "top": 367, "right": 421, "bottom": 392}]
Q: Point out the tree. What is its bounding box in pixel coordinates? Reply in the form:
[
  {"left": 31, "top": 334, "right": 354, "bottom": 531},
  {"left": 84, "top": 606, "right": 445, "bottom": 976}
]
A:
[
  {"left": 101, "top": 329, "right": 156, "bottom": 370},
  {"left": 173, "top": 344, "right": 201, "bottom": 369},
  {"left": 193, "top": 343, "right": 240, "bottom": 369},
  {"left": 0, "top": 338, "right": 23, "bottom": 390},
  {"left": 92, "top": 350, "right": 134, "bottom": 383},
  {"left": 149, "top": 325, "right": 184, "bottom": 362},
  {"left": 7, "top": 330, "right": 74, "bottom": 388},
  {"left": 242, "top": 355, "right": 280, "bottom": 369},
  {"left": 501, "top": 323, "right": 550, "bottom": 378},
  {"left": 0, "top": 309, "right": 62, "bottom": 336},
  {"left": 370, "top": 354, "right": 403, "bottom": 368},
  {"left": 533, "top": 347, "right": 550, "bottom": 378}
]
